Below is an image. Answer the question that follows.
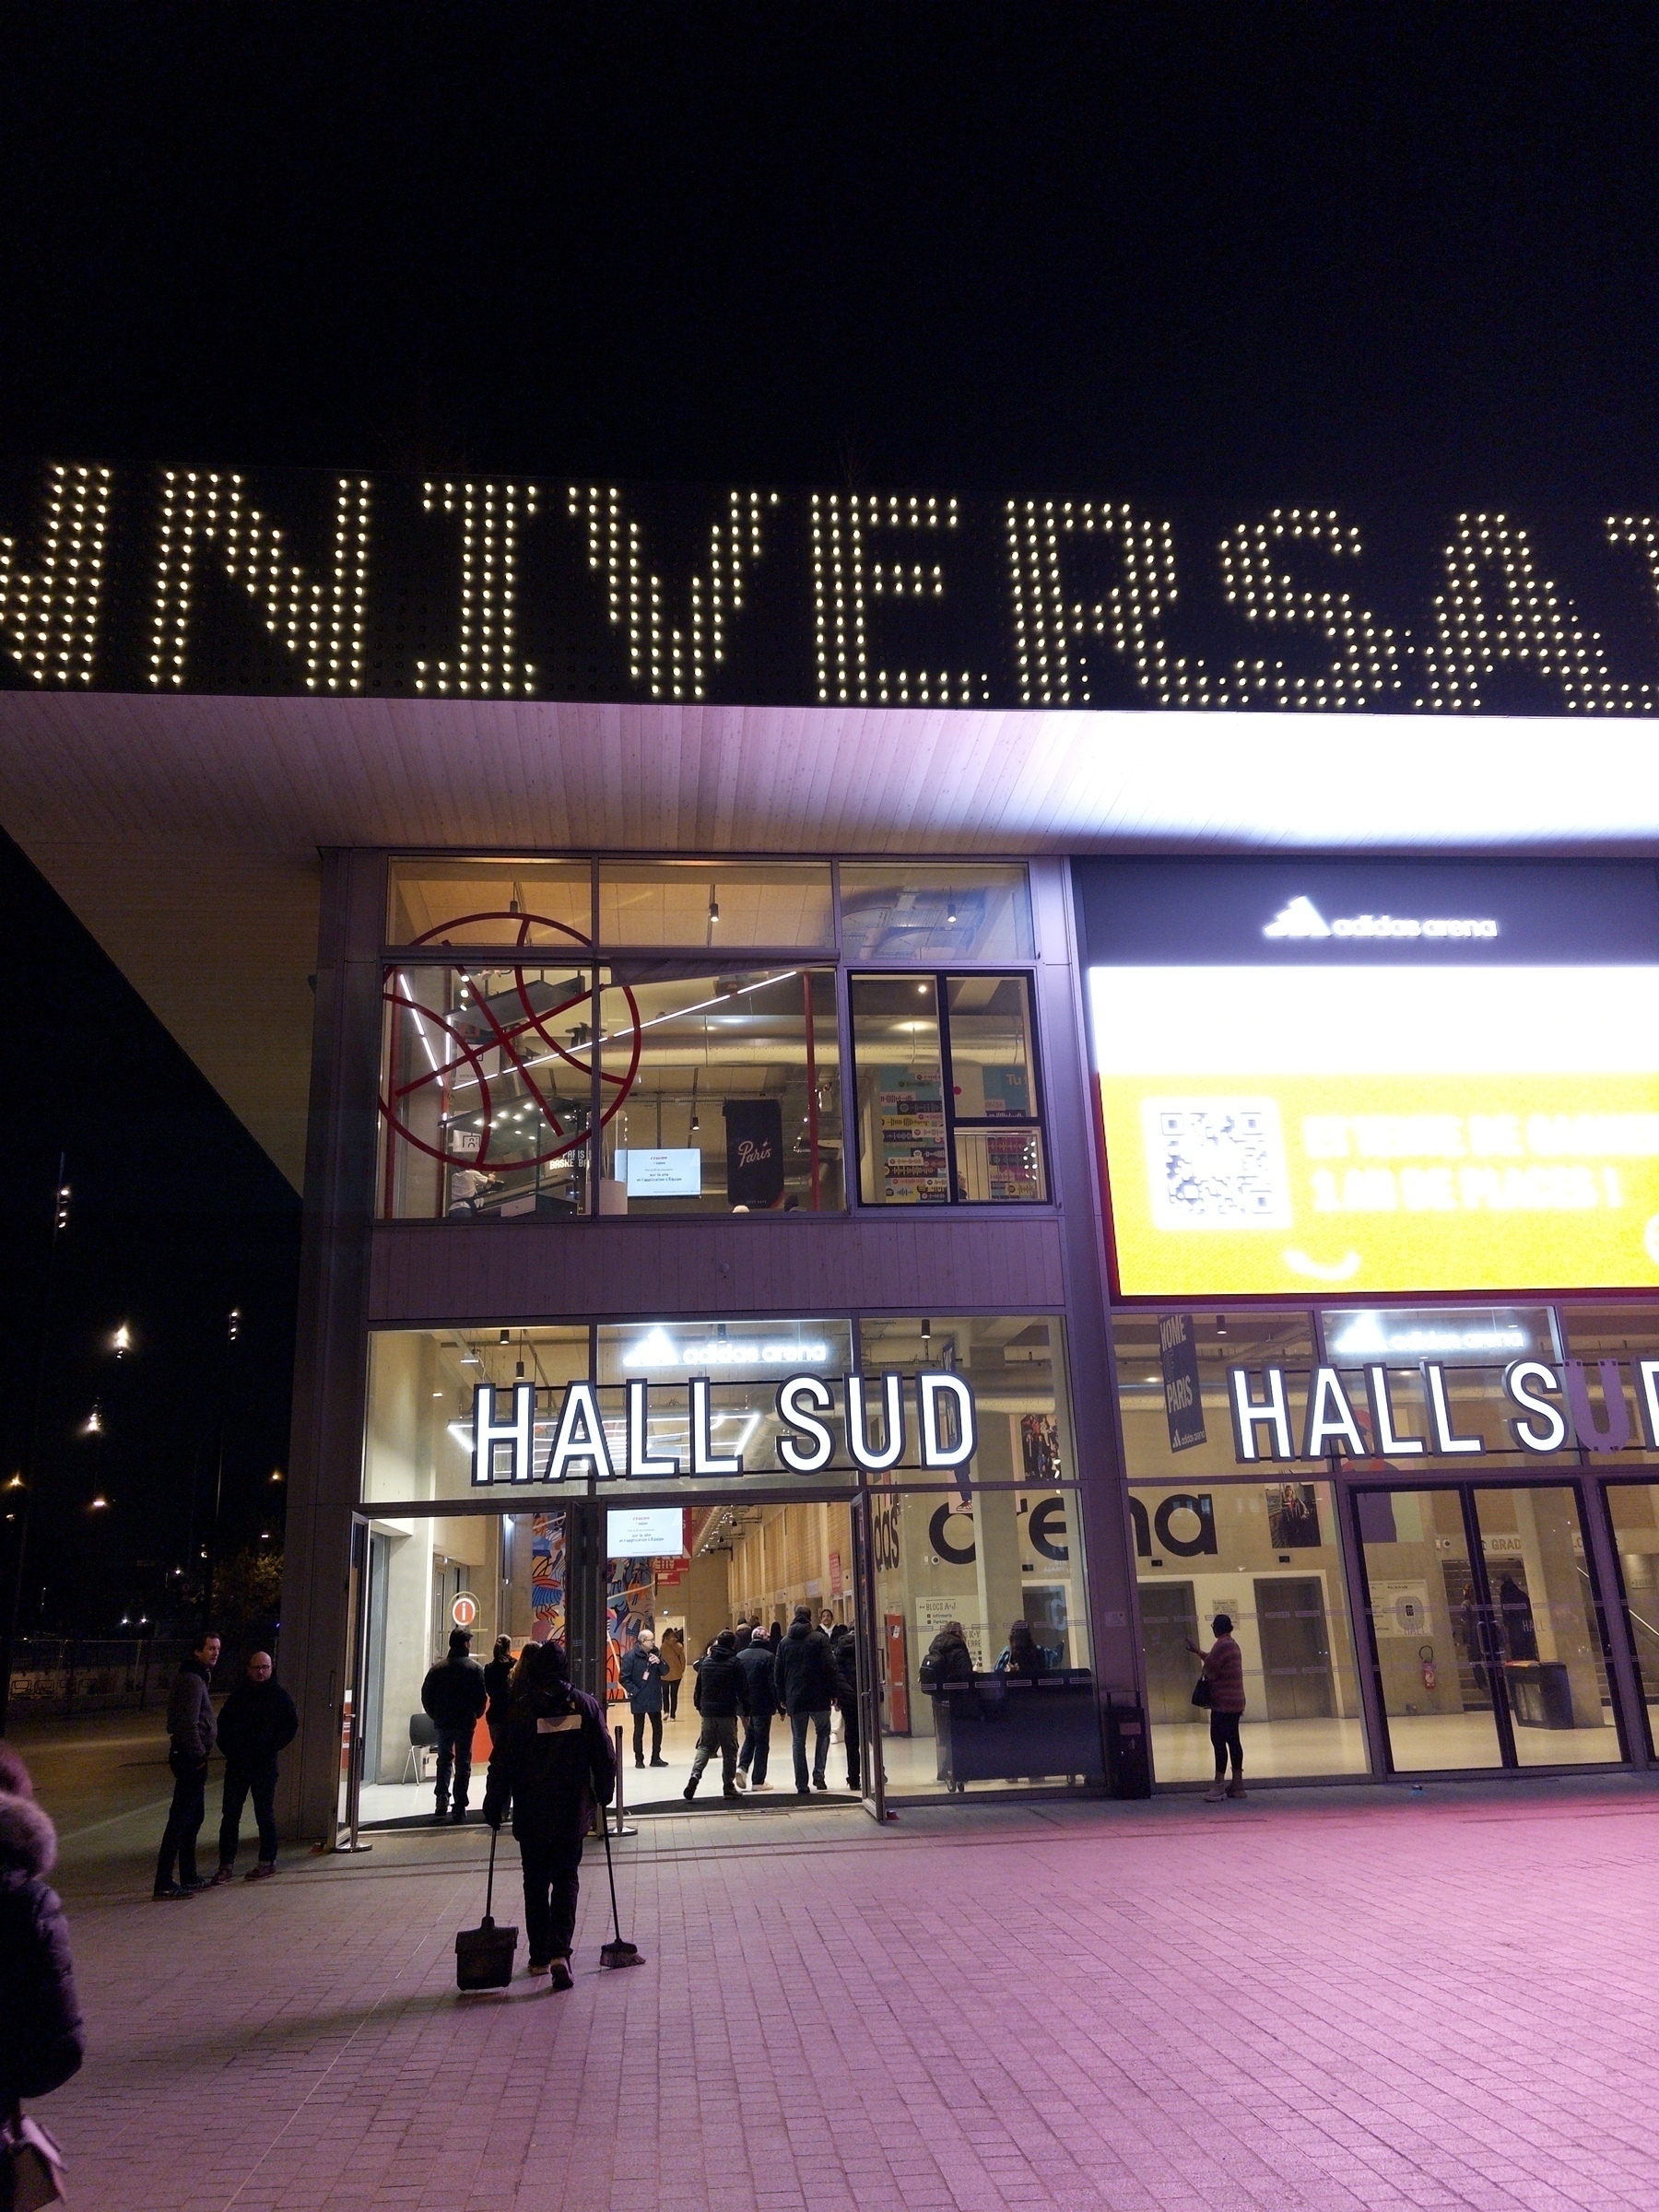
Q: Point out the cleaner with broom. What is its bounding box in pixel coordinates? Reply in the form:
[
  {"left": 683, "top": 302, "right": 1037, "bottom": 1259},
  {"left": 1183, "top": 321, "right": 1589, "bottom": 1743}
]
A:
[{"left": 481, "top": 1639, "right": 616, "bottom": 1989}]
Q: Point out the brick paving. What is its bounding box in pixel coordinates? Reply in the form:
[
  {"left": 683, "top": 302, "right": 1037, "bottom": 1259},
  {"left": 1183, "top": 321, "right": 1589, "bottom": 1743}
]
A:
[{"left": 28, "top": 1769, "right": 1659, "bottom": 2211}]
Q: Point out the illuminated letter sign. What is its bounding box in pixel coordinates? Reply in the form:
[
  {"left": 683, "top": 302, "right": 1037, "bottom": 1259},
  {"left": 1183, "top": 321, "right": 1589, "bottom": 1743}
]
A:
[
  {"left": 1229, "top": 1368, "right": 1293, "bottom": 1462},
  {"left": 775, "top": 1375, "right": 835, "bottom": 1473},
  {"left": 627, "top": 1379, "right": 679, "bottom": 1478},
  {"left": 543, "top": 1380, "right": 616, "bottom": 1482},
  {"left": 472, "top": 1382, "right": 535, "bottom": 1487},
  {"left": 690, "top": 1375, "right": 743, "bottom": 1476},
  {"left": 845, "top": 1373, "right": 906, "bottom": 1472}
]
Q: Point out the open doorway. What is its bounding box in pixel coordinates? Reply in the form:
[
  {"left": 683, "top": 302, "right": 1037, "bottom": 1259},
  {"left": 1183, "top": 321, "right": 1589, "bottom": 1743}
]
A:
[{"left": 607, "top": 1498, "right": 866, "bottom": 1810}]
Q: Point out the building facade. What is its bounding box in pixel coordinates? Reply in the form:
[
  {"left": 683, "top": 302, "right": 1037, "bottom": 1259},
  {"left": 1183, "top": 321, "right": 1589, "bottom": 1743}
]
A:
[{"left": 3, "top": 463, "right": 1657, "bottom": 1835}]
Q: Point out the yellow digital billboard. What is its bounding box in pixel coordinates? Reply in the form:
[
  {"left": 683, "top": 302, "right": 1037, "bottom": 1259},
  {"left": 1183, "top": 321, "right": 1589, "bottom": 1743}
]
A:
[{"left": 1091, "top": 964, "right": 1659, "bottom": 1297}]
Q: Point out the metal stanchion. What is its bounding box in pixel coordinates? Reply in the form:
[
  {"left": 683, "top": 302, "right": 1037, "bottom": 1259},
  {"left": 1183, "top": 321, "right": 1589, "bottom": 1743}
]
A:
[{"left": 611, "top": 1723, "right": 637, "bottom": 1837}]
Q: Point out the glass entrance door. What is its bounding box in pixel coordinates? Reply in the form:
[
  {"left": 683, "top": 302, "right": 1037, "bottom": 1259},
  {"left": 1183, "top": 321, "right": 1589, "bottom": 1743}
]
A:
[{"left": 1354, "top": 1485, "right": 1623, "bottom": 1773}]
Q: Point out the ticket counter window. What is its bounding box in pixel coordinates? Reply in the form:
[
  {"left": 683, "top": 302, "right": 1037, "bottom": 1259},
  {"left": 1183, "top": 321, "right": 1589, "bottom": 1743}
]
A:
[
  {"left": 1132, "top": 1481, "right": 1368, "bottom": 1783},
  {"left": 1355, "top": 1485, "right": 1621, "bottom": 1772}
]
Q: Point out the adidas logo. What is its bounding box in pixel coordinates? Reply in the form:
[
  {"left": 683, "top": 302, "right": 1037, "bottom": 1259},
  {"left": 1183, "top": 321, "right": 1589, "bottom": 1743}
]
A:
[{"left": 1262, "top": 896, "right": 1331, "bottom": 939}]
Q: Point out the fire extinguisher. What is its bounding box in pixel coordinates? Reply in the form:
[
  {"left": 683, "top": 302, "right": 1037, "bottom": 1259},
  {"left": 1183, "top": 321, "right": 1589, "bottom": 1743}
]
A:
[{"left": 1418, "top": 1643, "right": 1437, "bottom": 1692}]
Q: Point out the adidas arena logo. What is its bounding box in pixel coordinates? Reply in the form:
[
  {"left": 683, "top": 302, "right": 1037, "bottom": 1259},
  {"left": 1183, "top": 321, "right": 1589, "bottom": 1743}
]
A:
[{"left": 1263, "top": 898, "right": 1498, "bottom": 943}]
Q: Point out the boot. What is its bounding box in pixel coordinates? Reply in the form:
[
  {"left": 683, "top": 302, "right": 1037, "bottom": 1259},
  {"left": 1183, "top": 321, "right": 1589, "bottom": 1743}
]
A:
[{"left": 1227, "top": 1779, "right": 1248, "bottom": 1799}]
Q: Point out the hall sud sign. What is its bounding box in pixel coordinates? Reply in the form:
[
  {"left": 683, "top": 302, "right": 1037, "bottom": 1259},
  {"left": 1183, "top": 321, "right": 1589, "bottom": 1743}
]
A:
[
  {"left": 470, "top": 1369, "right": 977, "bottom": 1487},
  {"left": 1228, "top": 1357, "right": 1659, "bottom": 1463}
]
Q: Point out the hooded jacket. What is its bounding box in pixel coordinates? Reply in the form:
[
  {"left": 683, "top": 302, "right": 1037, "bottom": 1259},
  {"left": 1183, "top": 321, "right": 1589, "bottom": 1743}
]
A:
[
  {"left": 0, "top": 1792, "right": 84, "bottom": 2109},
  {"left": 420, "top": 1652, "right": 488, "bottom": 1733},
  {"left": 919, "top": 1627, "right": 974, "bottom": 1689},
  {"left": 830, "top": 1629, "right": 859, "bottom": 1709},
  {"left": 772, "top": 1621, "right": 839, "bottom": 1714},
  {"left": 166, "top": 1657, "right": 217, "bottom": 1764},
  {"left": 481, "top": 1678, "right": 616, "bottom": 1847},
  {"left": 692, "top": 1646, "right": 748, "bottom": 1719},
  {"left": 215, "top": 1675, "right": 299, "bottom": 1774},
  {"left": 735, "top": 1639, "right": 778, "bottom": 1718}
]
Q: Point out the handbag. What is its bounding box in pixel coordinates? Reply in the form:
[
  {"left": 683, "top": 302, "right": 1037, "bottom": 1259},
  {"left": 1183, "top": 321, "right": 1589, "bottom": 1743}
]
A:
[
  {"left": 2, "top": 2106, "right": 67, "bottom": 2210},
  {"left": 1190, "top": 1674, "right": 1213, "bottom": 1709}
]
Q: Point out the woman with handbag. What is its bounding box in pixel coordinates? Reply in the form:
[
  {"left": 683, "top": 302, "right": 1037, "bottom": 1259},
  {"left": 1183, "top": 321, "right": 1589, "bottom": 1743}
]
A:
[
  {"left": 0, "top": 1747, "right": 83, "bottom": 2209},
  {"left": 1187, "top": 1613, "right": 1247, "bottom": 1802}
]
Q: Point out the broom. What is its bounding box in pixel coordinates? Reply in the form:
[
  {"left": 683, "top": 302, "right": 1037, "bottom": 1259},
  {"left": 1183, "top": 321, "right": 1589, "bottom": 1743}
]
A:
[{"left": 598, "top": 1794, "right": 641, "bottom": 1968}]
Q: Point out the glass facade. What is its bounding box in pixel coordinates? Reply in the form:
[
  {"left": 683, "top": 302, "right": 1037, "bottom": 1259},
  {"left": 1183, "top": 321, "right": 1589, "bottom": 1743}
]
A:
[
  {"left": 355, "top": 1307, "right": 1099, "bottom": 1818},
  {"left": 377, "top": 861, "right": 1043, "bottom": 1219},
  {"left": 1111, "top": 1300, "right": 1654, "bottom": 1783}
]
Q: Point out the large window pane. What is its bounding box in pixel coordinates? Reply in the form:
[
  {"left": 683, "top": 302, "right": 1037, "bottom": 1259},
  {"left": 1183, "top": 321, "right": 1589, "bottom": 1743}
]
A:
[
  {"left": 1469, "top": 1487, "right": 1619, "bottom": 1765},
  {"left": 1605, "top": 1481, "right": 1659, "bottom": 1748},
  {"left": 363, "top": 1328, "right": 590, "bottom": 1503},
  {"left": 380, "top": 963, "right": 594, "bottom": 1218},
  {"left": 1356, "top": 1489, "right": 1505, "bottom": 1771},
  {"left": 597, "top": 967, "right": 842, "bottom": 1212},
  {"left": 388, "top": 859, "right": 592, "bottom": 948},
  {"left": 598, "top": 862, "right": 833, "bottom": 948},
  {"left": 872, "top": 1486, "right": 1100, "bottom": 1796},
  {"left": 1133, "top": 1481, "right": 1366, "bottom": 1782},
  {"left": 1112, "top": 1311, "right": 1316, "bottom": 1486},
  {"left": 840, "top": 864, "right": 1033, "bottom": 962}
]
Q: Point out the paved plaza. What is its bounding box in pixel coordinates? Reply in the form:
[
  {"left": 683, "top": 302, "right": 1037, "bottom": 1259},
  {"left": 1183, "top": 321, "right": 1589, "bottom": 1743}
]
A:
[{"left": 16, "top": 1714, "right": 1659, "bottom": 2212}]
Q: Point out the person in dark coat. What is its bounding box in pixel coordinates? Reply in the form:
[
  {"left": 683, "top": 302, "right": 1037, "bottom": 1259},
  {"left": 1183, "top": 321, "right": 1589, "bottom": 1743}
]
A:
[
  {"left": 766, "top": 1620, "right": 782, "bottom": 1652},
  {"left": 0, "top": 1750, "right": 84, "bottom": 2143},
  {"left": 483, "top": 1637, "right": 516, "bottom": 1745},
  {"left": 153, "top": 1629, "right": 220, "bottom": 1899},
  {"left": 618, "top": 1628, "right": 669, "bottom": 1769},
  {"left": 420, "top": 1628, "right": 488, "bottom": 1824},
  {"left": 482, "top": 1640, "right": 615, "bottom": 1987},
  {"left": 211, "top": 1650, "right": 298, "bottom": 1882},
  {"left": 995, "top": 1620, "right": 1050, "bottom": 1680},
  {"left": 773, "top": 1606, "right": 839, "bottom": 1794},
  {"left": 684, "top": 1630, "right": 747, "bottom": 1799},
  {"left": 919, "top": 1620, "right": 974, "bottom": 1690},
  {"left": 735, "top": 1626, "right": 780, "bottom": 1790},
  {"left": 829, "top": 1624, "right": 861, "bottom": 1793}
]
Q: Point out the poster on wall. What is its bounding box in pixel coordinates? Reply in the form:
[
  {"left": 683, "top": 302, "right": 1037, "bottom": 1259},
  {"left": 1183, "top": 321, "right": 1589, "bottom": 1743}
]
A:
[
  {"left": 724, "top": 1099, "right": 785, "bottom": 1207},
  {"left": 530, "top": 1512, "right": 566, "bottom": 1641},
  {"left": 875, "top": 1065, "right": 947, "bottom": 1202},
  {"left": 1265, "top": 1482, "right": 1322, "bottom": 1548},
  {"left": 1081, "top": 859, "right": 1659, "bottom": 1297}
]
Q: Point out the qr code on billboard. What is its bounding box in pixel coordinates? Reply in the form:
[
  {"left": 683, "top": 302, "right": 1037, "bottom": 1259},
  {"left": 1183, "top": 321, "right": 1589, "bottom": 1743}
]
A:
[{"left": 1141, "top": 1098, "right": 1292, "bottom": 1231}]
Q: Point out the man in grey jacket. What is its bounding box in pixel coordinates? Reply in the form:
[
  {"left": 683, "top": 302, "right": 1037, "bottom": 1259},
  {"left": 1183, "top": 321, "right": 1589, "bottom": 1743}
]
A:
[{"left": 153, "top": 1630, "right": 220, "bottom": 1900}]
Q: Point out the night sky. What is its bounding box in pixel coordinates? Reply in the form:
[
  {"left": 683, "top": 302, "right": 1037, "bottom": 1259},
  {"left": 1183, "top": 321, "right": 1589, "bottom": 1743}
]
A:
[{"left": 2, "top": 5, "right": 1655, "bottom": 1634}]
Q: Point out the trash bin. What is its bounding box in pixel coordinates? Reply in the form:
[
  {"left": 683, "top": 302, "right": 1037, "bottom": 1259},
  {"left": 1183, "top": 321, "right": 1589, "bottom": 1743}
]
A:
[{"left": 1103, "top": 1697, "right": 1151, "bottom": 1798}]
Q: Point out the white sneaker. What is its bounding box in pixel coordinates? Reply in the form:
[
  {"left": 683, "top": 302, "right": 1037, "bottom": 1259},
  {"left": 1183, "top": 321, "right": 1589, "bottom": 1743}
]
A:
[
  {"left": 734, "top": 1771, "right": 748, "bottom": 1790},
  {"left": 1203, "top": 1783, "right": 1228, "bottom": 1803},
  {"left": 747, "top": 1781, "right": 774, "bottom": 1792}
]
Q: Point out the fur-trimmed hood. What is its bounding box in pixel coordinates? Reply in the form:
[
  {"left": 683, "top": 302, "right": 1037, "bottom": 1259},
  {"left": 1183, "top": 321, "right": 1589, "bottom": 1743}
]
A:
[{"left": 0, "top": 1790, "right": 57, "bottom": 1879}]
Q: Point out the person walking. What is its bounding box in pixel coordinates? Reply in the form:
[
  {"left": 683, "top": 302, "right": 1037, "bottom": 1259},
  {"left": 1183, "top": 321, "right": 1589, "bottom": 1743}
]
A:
[
  {"left": 153, "top": 1630, "right": 220, "bottom": 1899},
  {"left": 482, "top": 1639, "right": 616, "bottom": 1988},
  {"left": 830, "top": 1622, "right": 861, "bottom": 1793},
  {"left": 684, "top": 1628, "right": 747, "bottom": 1799},
  {"left": 773, "top": 1606, "right": 839, "bottom": 1794},
  {"left": 659, "top": 1628, "right": 686, "bottom": 1719},
  {"left": 420, "top": 1627, "right": 488, "bottom": 1823},
  {"left": 210, "top": 1650, "right": 298, "bottom": 1883},
  {"left": 483, "top": 1636, "right": 516, "bottom": 1747},
  {"left": 735, "top": 1622, "right": 780, "bottom": 1790},
  {"left": 618, "top": 1628, "right": 669, "bottom": 1769},
  {"left": 0, "top": 1747, "right": 84, "bottom": 2177},
  {"left": 1188, "top": 1613, "right": 1247, "bottom": 1801}
]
